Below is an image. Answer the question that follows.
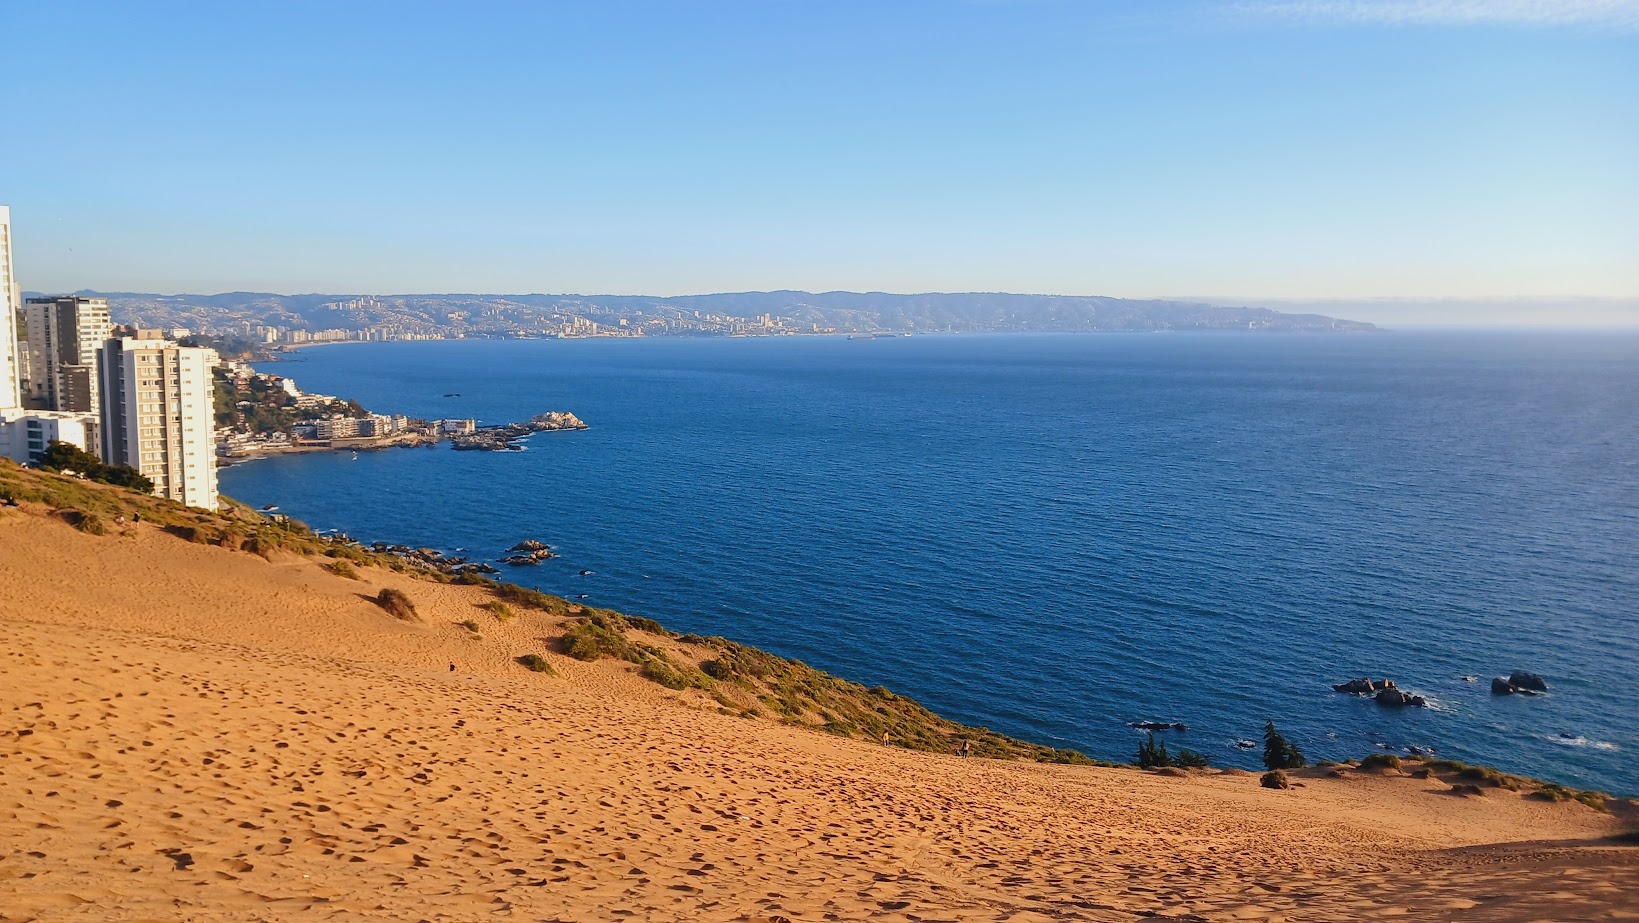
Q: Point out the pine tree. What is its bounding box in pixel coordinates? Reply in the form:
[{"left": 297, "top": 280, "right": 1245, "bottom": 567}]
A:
[
  {"left": 1137, "top": 733, "right": 1172, "bottom": 769},
  {"left": 1262, "top": 720, "right": 1306, "bottom": 770}
]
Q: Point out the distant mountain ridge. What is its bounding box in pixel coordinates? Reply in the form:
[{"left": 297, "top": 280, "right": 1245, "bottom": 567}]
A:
[{"left": 34, "top": 289, "right": 1376, "bottom": 336}]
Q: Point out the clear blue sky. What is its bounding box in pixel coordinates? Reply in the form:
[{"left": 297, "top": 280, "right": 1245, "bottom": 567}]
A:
[{"left": 4, "top": 0, "right": 1636, "bottom": 304}]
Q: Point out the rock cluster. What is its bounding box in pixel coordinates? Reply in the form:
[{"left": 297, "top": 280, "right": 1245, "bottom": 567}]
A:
[
  {"left": 1373, "top": 687, "right": 1427, "bottom": 708},
  {"left": 1332, "top": 677, "right": 1427, "bottom": 707},
  {"left": 1128, "top": 721, "right": 1188, "bottom": 732},
  {"left": 451, "top": 412, "right": 589, "bottom": 451},
  {"left": 501, "top": 539, "right": 556, "bottom": 566},
  {"left": 1491, "top": 672, "right": 1548, "bottom": 696},
  {"left": 362, "top": 542, "right": 497, "bottom": 576},
  {"left": 1332, "top": 677, "right": 1394, "bottom": 695}
]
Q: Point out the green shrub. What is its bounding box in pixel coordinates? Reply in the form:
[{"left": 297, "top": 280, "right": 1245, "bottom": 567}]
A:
[
  {"left": 1262, "top": 720, "right": 1307, "bottom": 770},
  {"left": 38, "top": 441, "right": 154, "bottom": 494},
  {"left": 1458, "top": 765, "right": 1507, "bottom": 787},
  {"left": 483, "top": 600, "right": 515, "bottom": 622},
  {"left": 561, "top": 619, "right": 620, "bottom": 661},
  {"left": 516, "top": 654, "right": 554, "bottom": 674},
  {"left": 623, "top": 614, "right": 668, "bottom": 635},
  {"left": 1574, "top": 791, "right": 1608, "bottom": 812},
  {"left": 459, "top": 619, "right": 480, "bottom": 633},
  {"left": 1039, "top": 749, "right": 1098, "bottom": 765},
  {"left": 1174, "top": 748, "right": 1210, "bottom": 769},
  {"left": 1137, "top": 733, "right": 1171, "bottom": 769},
  {"left": 1261, "top": 770, "right": 1290, "bottom": 790},
  {"left": 375, "top": 588, "right": 417, "bottom": 621},
  {"left": 640, "top": 657, "right": 693, "bottom": 690},
  {"left": 326, "top": 560, "right": 359, "bottom": 579},
  {"left": 1532, "top": 785, "right": 1572, "bottom": 803},
  {"left": 494, "top": 583, "right": 570, "bottom": 614}
]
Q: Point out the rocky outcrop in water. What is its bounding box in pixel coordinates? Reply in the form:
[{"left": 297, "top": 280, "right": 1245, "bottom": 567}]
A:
[
  {"left": 1374, "top": 688, "right": 1428, "bottom": 708},
  {"left": 451, "top": 412, "right": 589, "bottom": 451},
  {"left": 1333, "top": 677, "right": 1395, "bottom": 695},
  {"left": 1334, "top": 677, "right": 1427, "bottom": 707},
  {"left": 1491, "top": 672, "right": 1548, "bottom": 696}
]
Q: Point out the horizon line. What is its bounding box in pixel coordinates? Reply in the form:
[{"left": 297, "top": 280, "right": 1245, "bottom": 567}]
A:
[{"left": 26, "top": 287, "right": 1639, "bottom": 303}]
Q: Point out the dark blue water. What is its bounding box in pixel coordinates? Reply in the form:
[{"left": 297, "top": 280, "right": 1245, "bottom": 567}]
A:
[{"left": 221, "top": 332, "right": 1639, "bottom": 794}]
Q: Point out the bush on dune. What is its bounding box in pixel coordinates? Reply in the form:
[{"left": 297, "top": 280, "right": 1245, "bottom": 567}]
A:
[
  {"left": 59, "top": 509, "right": 107, "bottom": 535},
  {"left": 375, "top": 588, "right": 418, "bottom": 621},
  {"left": 1359, "top": 753, "right": 1403, "bottom": 772},
  {"left": 493, "top": 582, "right": 572, "bottom": 615},
  {"left": 516, "top": 654, "right": 554, "bottom": 674}
]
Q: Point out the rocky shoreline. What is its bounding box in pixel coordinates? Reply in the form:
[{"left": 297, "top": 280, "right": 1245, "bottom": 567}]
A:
[{"left": 450, "top": 412, "right": 588, "bottom": 451}]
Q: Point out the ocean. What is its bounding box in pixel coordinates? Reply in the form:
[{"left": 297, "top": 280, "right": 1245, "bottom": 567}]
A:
[{"left": 219, "top": 331, "right": 1639, "bottom": 794}]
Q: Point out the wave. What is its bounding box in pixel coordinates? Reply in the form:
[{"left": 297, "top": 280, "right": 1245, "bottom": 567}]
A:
[{"left": 1543, "top": 733, "right": 1620, "bottom": 752}]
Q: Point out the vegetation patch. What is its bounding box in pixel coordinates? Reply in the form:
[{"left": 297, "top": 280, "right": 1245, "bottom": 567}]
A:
[
  {"left": 1359, "top": 753, "right": 1403, "bottom": 773},
  {"left": 493, "top": 582, "right": 572, "bottom": 615},
  {"left": 516, "top": 654, "right": 555, "bottom": 674},
  {"left": 684, "top": 635, "right": 1105, "bottom": 764},
  {"left": 37, "top": 441, "right": 154, "bottom": 494},
  {"left": 1261, "top": 769, "right": 1290, "bottom": 790},
  {"left": 1138, "top": 733, "right": 1209, "bottom": 770},
  {"left": 326, "top": 560, "right": 359, "bottom": 579},
  {"left": 375, "top": 588, "right": 418, "bottom": 621},
  {"left": 56, "top": 508, "right": 108, "bottom": 535},
  {"left": 560, "top": 612, "right": 709, "bottom": 690},
  {"left": 483, "top": 600, "right": 516, "bottom": 622}
]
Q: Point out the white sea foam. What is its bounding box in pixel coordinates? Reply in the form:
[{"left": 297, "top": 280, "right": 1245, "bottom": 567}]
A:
[{"left": 1544, "top": 734, "right": 1619, "bottom": 751}]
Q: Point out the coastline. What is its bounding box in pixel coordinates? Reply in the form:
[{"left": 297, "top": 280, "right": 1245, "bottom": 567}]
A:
[
  {"left": 216, "top": 332, "right": 1639, "bottom": 797},
  {"left": 2, "top": 464, "right": 1635, "bottom": 921}
]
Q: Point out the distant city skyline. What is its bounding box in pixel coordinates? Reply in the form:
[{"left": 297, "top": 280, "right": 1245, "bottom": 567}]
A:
[{"left": 2, "top": 1, "right": 1634, "bottom": 321}]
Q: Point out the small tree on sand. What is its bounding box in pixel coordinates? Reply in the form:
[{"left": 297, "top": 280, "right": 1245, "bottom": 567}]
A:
[
  {"left": 1263, "top": 720, "right": 1307, "bottom": 771},
  {"left": 1137, "top": 733, "right": 1171, "bottom": 769}
]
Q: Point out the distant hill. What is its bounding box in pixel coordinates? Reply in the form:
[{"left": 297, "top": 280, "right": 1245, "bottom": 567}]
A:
[{"left": 30, "top": 289, "right": 1376, "bottom": 336}]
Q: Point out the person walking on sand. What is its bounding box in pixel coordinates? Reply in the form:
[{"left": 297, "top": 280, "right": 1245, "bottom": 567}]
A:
[
  {"left": 881, "top": 730, "right": 890, "bottom": 746},
  {"left": 958, "top": 738, "right": 972, "bottom": 758},
  {"left": 449, "top": 662, "right": 456, "bottom": 673}
]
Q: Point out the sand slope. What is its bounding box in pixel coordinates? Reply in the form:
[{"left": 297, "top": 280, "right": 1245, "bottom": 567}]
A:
[{"left": 2, "top": 511, "right": 1635, "bottom": 922}]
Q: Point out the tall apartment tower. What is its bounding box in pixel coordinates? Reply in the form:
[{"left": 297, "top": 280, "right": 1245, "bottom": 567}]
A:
[
  {"left": 98, "top": 333, "right": 220, "bottom": 510},
  {"left": 0, "top": 206, "right": 21, "bottom": 411},
  {"left": 24, "top": 295, "right": 112, "bottom": 412}
]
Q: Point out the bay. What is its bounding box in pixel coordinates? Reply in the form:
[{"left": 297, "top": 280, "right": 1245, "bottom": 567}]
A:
[{"left": 220, "top": 331, "right": 1639, "bottom": 794}]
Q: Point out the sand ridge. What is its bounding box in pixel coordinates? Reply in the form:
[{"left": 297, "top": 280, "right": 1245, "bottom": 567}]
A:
[{"left": 2, "top": 511, "right": 1635, "bottom": 921}]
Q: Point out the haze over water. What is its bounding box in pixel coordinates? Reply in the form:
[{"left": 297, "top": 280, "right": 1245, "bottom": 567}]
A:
[{"left": 221, "top": 332, "right": 1639, "bottom": 794}]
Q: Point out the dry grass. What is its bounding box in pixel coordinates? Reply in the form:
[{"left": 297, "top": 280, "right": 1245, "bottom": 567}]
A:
[{"left": 375, "top": 588, "right": 418, "bottom": 622}]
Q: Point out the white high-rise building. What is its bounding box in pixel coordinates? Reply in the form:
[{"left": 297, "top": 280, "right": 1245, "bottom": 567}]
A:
[
  {"left": 0, "top": 409, "right": 100, "bottom": 466},
  {"left": 0, "top": 206, "right": 104, "bottom": 465},
  {"left": 98, "top": 333, "right": 220, "bottom": 510},
  {"left": 0, "top": 206, "right": 21, "bottom": 411},
  {"left": 24, "top": 295, "right": 113, "bottom": 412}
]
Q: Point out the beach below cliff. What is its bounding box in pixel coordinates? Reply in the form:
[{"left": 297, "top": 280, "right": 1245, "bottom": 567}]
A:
[{"left": 1, "top": 500, "right": 1635, "bottom": 922}]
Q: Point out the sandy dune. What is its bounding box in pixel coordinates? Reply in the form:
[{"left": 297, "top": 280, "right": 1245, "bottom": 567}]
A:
[{"left": 2, "top": 510, "right": 1635, "bottom": 922}]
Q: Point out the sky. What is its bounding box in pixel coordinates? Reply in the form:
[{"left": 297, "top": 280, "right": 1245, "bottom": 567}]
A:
[{"left": 3, "top": 0, "right": 1636, "bottom": 320}]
